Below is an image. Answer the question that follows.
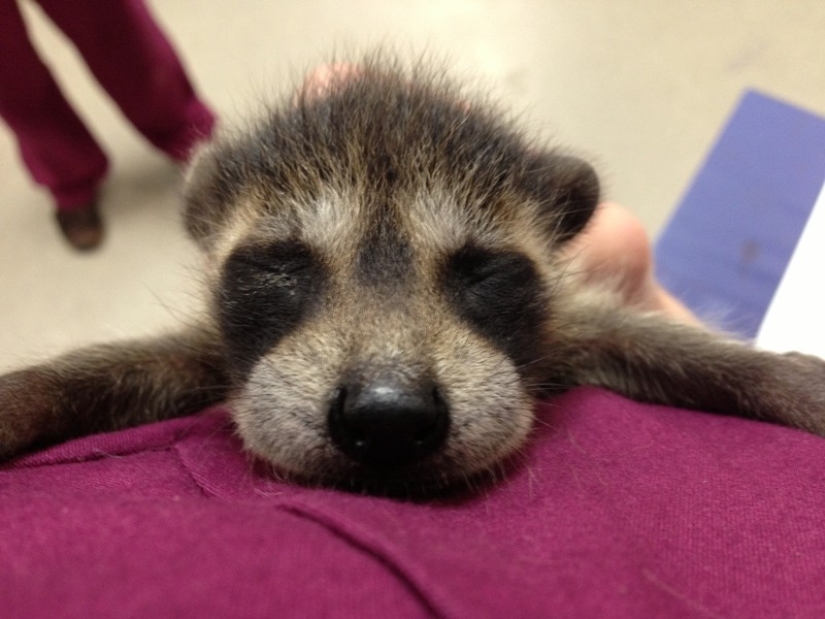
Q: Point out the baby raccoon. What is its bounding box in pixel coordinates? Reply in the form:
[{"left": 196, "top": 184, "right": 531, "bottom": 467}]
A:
[{"left": 2, "top": 59, "right": 825, "bottom": 492}]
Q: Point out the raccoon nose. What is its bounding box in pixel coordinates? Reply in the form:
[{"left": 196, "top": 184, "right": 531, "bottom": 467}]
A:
[{"left": 328, "top": 382, "right": 449, "bottom": 468}]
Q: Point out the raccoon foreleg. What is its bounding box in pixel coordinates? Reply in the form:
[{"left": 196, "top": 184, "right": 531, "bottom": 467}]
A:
[
  {"left": 553, "top": 297, "right": 825, "bottom": 436},
  {"left": 0, "top": 326, "right": 229, "bottom": 461}
]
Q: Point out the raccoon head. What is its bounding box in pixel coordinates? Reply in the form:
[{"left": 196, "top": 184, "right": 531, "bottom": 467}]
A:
[{"left": 184, "top": 65, "right": 599, "bottom": 491}]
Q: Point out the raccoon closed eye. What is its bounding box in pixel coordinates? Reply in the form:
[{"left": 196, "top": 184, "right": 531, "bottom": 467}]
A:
[
  {"left": 446, "top": 245, "right": 539, "bottom": 299},
  {"left": 218, "top": 240, "right": 325, "bottom": 372},
  {"left": 225, "top": 242, "right": 316, "bottom": 287},
  {"left": 443, "top": 245, "right": 547, "bottom": 364}
]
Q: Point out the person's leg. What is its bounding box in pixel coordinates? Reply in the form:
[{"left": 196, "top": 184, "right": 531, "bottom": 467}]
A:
[
  {"left": 0, "top": 0, "right": 108, "bottom": 211},
  {"left": 36, "top": 0, "right": 215, "bottom": 162}
]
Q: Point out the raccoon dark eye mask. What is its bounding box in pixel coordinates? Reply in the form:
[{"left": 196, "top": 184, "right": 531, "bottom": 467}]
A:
[
  {"left": 2, "top": 58, "right": 825, "bottom": 492},
  {"left": 220, "top": 239, "right": 325, "bottom": 375},
  {"left": 443, "top": 245, "right": 548, "bottom": 368}
]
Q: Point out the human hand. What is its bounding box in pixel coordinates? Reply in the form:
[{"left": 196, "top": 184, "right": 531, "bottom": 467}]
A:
[{"left": 561, "top": 201, "right": 700, "bottom": 325}]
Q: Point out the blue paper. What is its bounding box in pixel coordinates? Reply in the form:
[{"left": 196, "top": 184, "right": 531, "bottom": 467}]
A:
[{"left": 654, "top": 90, "right": 825, "bottom": 338}]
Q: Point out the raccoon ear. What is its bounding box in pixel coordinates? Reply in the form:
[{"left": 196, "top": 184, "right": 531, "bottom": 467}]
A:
[
  {"left": 182, "top": 142, "right": 232, "bottom": 249},
  {"left": 524, "top": 152, "right": 600, "bottom": 244}
]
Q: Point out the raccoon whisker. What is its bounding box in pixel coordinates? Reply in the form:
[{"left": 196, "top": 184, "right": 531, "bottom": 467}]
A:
[
  {"left": 490, "top": 463, "right": 508, "bottom": 491},
  {"left": 514, "top": 355, "right": 555, "bottom": 371},
  {"left": 529, "top": 416, "right": 560, "bottom": 431},
  {"left": 439, "top": 469, "right": 454, "bottom": 493},
  {"left": 177, "top": 382, "right": 234, "bottom": 394},
  {"left": 521, "top": 379, "right": 571, "bottom": 391},
  {"left": 549, "top": 252, "right": 589, "bottom": 291},
  {"left": 459, "top": 470, "right": 477, "bottom": 495}
]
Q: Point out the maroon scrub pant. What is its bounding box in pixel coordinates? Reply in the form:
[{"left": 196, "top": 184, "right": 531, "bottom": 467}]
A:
[{"left": 0, "top": 0, "right": 215, "bottom": 210}]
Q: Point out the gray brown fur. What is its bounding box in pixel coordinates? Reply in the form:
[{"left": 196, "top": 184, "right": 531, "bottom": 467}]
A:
[{"left": 2, "top": 57, "right": 825, "bottom": 492}]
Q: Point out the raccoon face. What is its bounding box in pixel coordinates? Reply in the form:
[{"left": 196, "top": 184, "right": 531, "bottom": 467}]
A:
[
  {"left": 185, "top": 67, "right": 599, "bottom": 490},
  {"left": 215, "top": 210, "right": 551, "bottom": 489}
]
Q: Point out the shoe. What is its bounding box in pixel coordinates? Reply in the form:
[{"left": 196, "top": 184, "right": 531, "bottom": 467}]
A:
[{"left": 55, "top": 202, "right": 104, "bottom": 251}]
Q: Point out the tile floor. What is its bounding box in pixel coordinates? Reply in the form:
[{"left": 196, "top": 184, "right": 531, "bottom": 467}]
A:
[{"left": 2, "top": 0, "right": 824, "bottom": 370}]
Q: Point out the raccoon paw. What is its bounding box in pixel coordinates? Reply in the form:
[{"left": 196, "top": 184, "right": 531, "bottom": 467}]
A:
[
  {"left": 766, "top": 351, "right": 825, "bottom": 436},
  {"left": 0, "top": 368, "right": 61, "bottom": 462}
]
